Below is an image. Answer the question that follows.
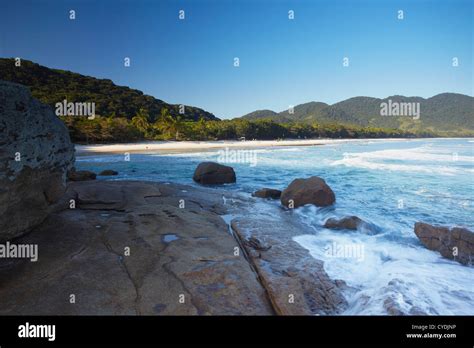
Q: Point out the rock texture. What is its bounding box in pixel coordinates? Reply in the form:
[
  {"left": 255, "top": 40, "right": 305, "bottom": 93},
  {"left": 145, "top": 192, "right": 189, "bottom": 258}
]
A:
[
  {"left": 324, "top": 216, "right": 364, "bottom": 230},
  {"left": 414, "top": 222, "right": 473, "bottom": 266},
  {"left": 99, "top": 169, "right": 118, "bottom": 176},
  {"left": 0, "top": 181, "right": 274, "bottom": 315},
  {"left": 0, "top": 81, "right": 75, "bottom": 241},
  {"left": 231, "top": 214, "right": 347, "bottom": 315},
  {"left": 280, "top": 176, "right": 335, "bottom": 208},
  {"left": 193, "top": 162, "right": 236, "bottom": 185},
  {"left": 252, "top": 188, "right": 281, "bottom": 199},
  {"left": 68, "top": 169, "right": 96, "bottom": 181}
]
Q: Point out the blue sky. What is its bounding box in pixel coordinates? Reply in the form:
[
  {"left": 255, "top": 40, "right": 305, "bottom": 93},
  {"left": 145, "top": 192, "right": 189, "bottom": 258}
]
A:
[{"left": 0, "top": 0, "right": 472, "bottom": 119}]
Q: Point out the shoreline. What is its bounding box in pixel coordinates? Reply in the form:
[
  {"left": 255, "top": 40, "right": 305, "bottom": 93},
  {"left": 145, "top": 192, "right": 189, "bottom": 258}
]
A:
[{"left": 75, "top": 138, "right": 429, "bottom": 155}]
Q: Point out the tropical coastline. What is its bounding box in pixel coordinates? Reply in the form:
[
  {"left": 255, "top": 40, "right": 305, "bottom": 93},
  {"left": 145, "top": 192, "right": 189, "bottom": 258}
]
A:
[
  {"left": 1, "top": 71, "right": 473, "bottom": 317},
  {"left": 1, "top": 0, "right": 473, "bottom": 328},
  {"left": 2, "top": 0, "right": 474, "bottom": 345}
]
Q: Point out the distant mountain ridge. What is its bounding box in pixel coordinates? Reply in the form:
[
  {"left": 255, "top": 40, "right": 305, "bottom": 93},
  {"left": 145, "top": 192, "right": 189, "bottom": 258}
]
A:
[
  {"left": 241, "top": 109, "right": 279, "bottom": 120},
  {"left": 0, "top": 58, "right": 218, "bottom": 122},
  {"left": 239, "top": 93, "right": 474, "bottom": 133}
]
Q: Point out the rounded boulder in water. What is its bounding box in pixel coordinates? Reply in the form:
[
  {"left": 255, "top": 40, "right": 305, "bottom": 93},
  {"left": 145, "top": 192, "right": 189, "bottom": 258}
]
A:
[
  {"left": 252, "top": 188, "right": 282, "bottom": 199},
  {"left": 324, "top": 216, "right": 364, "bottom": 230},
  {"left": 193, "top": 162, "right": 236, "bottom": 185},
  {"left": 99, "top": 169, "right": 118, "bottom": 176},
  {"left": 281, "top": 176, "right": 335, "bottom": 208}
]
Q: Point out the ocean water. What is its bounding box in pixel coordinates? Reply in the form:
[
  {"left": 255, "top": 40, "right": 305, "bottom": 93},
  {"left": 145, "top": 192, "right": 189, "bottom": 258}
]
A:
[{"left": 76, "top": 138, "right": 474, "bottom": 315}]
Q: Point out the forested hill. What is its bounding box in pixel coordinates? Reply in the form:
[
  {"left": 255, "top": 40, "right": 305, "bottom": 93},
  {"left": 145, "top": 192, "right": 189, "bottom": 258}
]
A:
[
  {"left": 0, "top": 58, "right": 218, "bottom": 121},
  {"left": 239, "top": 94, "right": 474, "bottom": 134}
]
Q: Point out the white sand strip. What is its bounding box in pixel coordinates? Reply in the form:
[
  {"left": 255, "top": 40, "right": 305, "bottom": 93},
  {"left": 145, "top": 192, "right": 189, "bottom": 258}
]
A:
[{"left": 75, "top": 138, "right": 418, "bottom": 155}]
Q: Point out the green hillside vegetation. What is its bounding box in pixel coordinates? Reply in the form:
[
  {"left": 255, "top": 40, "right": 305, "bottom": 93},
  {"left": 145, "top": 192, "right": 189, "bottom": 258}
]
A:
[{"left": 0, "top": 58, "right": 218, "bottom": 122}]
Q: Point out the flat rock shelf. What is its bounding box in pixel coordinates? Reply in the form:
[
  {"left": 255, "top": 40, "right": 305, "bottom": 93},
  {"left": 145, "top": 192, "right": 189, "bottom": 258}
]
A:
[
  {"left": 0, "top": 179, "right": 349, "bottom": 315},
  {"left": 0, "top": 181, "right": 274, "bottom": 315}
]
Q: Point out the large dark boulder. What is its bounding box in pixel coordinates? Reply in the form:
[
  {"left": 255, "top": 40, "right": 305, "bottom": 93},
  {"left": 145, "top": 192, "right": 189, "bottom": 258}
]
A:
[
  {"left": 252, "top": 188, "right": 281, "bottom": 199},
  {"left": 414, "top": 222, "right": 474, "bottom": 266},
  {"left": 281, "top": 176, "right": 335, "bottom": 208},
  {"left": 193, "top": 162, "right": 236, "bottom": 185},
  {"left": 0, "top": 81, "right": 75, "bottom": 241}
]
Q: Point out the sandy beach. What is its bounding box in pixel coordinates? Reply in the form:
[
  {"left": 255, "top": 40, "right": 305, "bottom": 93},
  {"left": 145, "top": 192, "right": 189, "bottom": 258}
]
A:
[{"left": 74, "top": 138, "right": 410, "bottom": 155}]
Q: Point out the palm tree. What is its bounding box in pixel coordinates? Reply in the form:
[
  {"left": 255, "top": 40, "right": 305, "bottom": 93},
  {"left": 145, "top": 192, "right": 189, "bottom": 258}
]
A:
[
  {"left": 155, "top": 108, "right": 183, "bottom": 140},
  {"left": 131, "top": 108, "right": 150, "bottom": 137},
  {"left": 195, "top": 117, "right": 208, "bottom": 140}
]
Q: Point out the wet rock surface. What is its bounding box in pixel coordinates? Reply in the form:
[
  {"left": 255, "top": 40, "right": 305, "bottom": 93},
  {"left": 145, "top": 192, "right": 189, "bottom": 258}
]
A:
[
  {"left": 324, "top": 216, "right": 365, "bottom": 230},
  {"left": 230, "top": 210, "right": 348, "bottom": 315},
  {"left": 382, "top": 279, "right": 428, "bottom": 315},
  {"left": 281, "top": 176, "right": 335, "bottom": 208},
  {"left": 414, "top": 222, "right": 473, "bottom": 266},
  {"left": 252, "top": 188, "right": 282, "bottom": 199}
]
